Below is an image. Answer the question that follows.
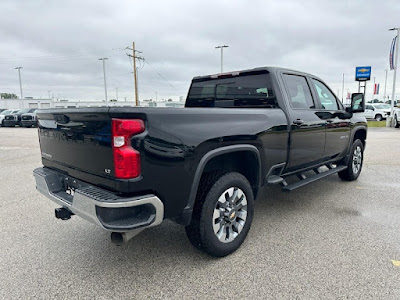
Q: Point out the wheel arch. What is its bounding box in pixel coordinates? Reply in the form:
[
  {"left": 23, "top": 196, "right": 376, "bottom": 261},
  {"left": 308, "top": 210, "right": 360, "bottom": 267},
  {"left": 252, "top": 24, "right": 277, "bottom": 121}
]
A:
[
  {"left": 353, "top": 127, "right": 367, "bottom": 147},
  {"left": 180, "top": 145, "right": 262, "bottom": 225},
  {"left": 342, "top": 127, "right": 367, "bottom": 165}
]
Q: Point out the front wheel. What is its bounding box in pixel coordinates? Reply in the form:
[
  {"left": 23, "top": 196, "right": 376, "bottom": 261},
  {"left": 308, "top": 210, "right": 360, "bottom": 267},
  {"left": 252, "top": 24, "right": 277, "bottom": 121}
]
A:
[
  {"left": 394, "top": 115, "right": 400, "bottom": 128},
  {"left": 338, "top": 139, "right": 364, "bottom": 181},
  {"left": 185, "top": 172, "right": 254, "bottom": 257},
  {"left": 375, "top": 114, "right": 382, "bottom": 121}
]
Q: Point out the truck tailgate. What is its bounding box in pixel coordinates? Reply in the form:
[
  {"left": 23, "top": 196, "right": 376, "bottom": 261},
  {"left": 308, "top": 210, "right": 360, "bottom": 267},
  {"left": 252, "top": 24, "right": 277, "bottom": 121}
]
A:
[{"left": 37, "top": 108, "right": 115, "bottom": 179}]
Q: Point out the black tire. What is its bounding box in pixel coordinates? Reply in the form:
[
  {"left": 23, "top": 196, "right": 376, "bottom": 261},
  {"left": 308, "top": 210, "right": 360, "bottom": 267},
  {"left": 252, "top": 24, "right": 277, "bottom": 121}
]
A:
[
  {"left": 338, "top": 139, "right": 364, "bottom": 181},
  {"left": 394, "top": 115, "right": 400, "bottom": 128},
  {"left": 375, "top": 114, "right": 382, "bottom": 121},
  {"left": 185, "top": 172, "right": 254, "bottom": 257}
]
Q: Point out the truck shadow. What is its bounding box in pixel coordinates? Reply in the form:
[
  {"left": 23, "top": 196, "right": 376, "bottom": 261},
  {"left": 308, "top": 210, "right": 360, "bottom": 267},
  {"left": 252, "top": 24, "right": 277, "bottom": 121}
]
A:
[{"left": 72, "top": 174, "right": 350, "bottom": 272}]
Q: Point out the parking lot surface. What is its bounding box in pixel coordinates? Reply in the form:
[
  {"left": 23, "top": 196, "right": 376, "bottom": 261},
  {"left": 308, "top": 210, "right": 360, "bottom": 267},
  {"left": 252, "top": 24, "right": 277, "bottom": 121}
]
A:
[{"left": 0, "top": 127, "right": 399, "bottom": 299}]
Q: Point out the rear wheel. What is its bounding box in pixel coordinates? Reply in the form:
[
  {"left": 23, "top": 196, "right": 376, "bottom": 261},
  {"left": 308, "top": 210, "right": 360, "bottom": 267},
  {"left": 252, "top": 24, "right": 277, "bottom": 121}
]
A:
[
  {"left": 338, "top": 139, "right": 364, "bottom": 181},
  {"left": 185, "top": 172, "right": 254, "bottom": 257},
  {"left": 375, "top": 114, "right": 382, "bottom": 121}
]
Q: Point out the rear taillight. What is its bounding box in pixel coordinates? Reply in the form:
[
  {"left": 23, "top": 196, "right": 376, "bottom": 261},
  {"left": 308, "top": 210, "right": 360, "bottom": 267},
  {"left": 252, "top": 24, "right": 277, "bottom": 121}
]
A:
[{"left": 112, "top": 119, "right": 145, "bottom": 179}]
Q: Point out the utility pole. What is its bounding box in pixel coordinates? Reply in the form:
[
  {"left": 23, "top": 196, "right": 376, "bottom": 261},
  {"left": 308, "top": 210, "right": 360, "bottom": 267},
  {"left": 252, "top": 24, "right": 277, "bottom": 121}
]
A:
[
  {"left": 48, "top": 90, "right": 51, "bottom": 100},
  {"left": 384, "top": 69, "right": 388, "bottom": 101},
  {"left": 126, "top": 42, "right": 144, "bottom": 106},
  {"left": 15, "top": 67, "right": 23, "bottom": 99},
  {"left": 341, "top": 73, "right": 344, "bottom": 102},
  {"left": 99, "top": 58, "right": 108, "bottom": 102},
  {"left": 132, "top": 42, "right": 138, "bottom": 106},
  {"left": 390, "top": 28, "right": 399, "bottom": 122},
  {"left": 215, "top": 45, "right": 229, "bottom": 73},
  {"left": 116, "top": 87, "right": 119, "bottom": 101}
]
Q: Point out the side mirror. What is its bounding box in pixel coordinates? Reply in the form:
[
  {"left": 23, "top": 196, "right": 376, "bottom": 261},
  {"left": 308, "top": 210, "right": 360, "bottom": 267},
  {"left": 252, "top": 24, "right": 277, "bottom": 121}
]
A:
[{"left": 348, "top": 93, "right": 365, "bottom": 113}]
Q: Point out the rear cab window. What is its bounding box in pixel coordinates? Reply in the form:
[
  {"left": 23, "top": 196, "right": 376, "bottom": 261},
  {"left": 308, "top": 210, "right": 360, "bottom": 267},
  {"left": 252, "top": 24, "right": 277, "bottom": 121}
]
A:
[{"left": 185, "top": 72, "right": 278, "bottom": 108}]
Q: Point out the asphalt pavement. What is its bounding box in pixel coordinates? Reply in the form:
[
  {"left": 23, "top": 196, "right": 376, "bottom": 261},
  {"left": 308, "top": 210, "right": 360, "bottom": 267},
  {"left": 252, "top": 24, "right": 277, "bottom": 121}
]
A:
[{"left": 0, "top": 127, "right": 399, "bottom": 299}]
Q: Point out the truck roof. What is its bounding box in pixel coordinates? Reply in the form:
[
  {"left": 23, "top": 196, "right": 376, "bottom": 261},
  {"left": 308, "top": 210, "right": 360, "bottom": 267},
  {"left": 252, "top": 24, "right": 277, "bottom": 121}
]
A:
[{"left": 192, "top": 66, "right": 315, "bottom": 82}]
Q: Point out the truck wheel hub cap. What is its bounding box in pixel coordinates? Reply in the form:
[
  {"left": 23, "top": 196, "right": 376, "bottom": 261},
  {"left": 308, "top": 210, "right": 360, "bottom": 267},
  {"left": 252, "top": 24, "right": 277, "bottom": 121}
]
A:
[
  {"left": 352, "top": 146, "right": 362, "bottom": 174},
  {"left": 212, "top": 187, "right": 248, "bottom": 243}
]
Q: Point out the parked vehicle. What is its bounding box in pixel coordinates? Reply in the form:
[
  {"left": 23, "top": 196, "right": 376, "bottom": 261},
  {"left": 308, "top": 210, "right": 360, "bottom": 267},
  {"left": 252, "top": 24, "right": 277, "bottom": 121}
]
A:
[
  {"left": 385, "top": 100, "right": 398, "bottom": 106},
  {"left": 0, "top": 109, "right": 7, "bottom": 113},
  {"left": 33, "top": 67, "right": 367, "bottom": 257},
  {"left": 3, "top": 108, "right": 37, "bottom": 127},
  {"left": 392, "top": 105, "right": 400, "bottom": 128},
  {"left": 364, "top": 104, "right": 390, "bottom": 121},
  {"left": 0, "top": 109, "right": 19, "bottom": 126},
  {"left": 21, "top": 110, "right": 38, "bottom": 127}
]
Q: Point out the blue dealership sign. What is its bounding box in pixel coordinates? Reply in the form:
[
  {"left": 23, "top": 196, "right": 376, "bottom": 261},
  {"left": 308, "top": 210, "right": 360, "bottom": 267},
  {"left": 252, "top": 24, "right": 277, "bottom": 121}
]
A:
[{"left": 355, "top": 66, "right": 371, "bottom": 81}]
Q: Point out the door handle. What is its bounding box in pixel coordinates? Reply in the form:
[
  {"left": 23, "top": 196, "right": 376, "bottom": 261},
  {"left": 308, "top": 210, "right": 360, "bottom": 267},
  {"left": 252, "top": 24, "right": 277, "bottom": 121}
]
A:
[{"left": 293, "top": 119, "right": 304, "bottom": 126}]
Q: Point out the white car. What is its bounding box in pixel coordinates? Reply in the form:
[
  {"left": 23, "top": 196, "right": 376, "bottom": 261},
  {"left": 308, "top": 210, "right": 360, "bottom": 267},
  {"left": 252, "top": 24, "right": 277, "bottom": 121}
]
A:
[
  {"left": 0, "top": 109, "right": 19, "bottom": 126},
  {"left": 364, "top": 104, "right": 391, "bottom": 121},
  {"left": 392, "top": 106, "right": 400, "bottom": 128}
]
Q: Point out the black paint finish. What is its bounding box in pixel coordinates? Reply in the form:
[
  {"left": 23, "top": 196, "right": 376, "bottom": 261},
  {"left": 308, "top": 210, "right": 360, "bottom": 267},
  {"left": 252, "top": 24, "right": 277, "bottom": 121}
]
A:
[{"left": 36, "top": 67, "right": 367, "bottom": 224}]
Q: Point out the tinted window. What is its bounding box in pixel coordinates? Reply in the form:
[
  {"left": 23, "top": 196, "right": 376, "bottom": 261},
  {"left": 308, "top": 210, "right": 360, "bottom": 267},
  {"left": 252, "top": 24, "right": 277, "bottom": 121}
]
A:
[
  {"left": 186, "top": 73, "right": 278, "bottom": 108},
  {"left": 311, "top": 79, "right": 339, "bottom": 110},
  {"left": 283, "top": 74, "right": 315, "bottom": 109}
]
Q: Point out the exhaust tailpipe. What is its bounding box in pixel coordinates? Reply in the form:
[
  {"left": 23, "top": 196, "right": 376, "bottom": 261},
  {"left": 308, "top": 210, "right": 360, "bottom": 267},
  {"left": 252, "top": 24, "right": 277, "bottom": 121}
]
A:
[{"left": 111, "top": 229, "right": 144, "bottom": 245}]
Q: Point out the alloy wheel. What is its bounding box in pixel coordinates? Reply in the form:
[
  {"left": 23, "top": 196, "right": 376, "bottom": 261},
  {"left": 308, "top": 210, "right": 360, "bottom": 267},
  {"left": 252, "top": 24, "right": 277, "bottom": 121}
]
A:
[
  {"left": 352, "top": 146, "right": 362, "bottom": 174},
  {"left": 212, "top": 187, "right": 247, "bottom": 243}
]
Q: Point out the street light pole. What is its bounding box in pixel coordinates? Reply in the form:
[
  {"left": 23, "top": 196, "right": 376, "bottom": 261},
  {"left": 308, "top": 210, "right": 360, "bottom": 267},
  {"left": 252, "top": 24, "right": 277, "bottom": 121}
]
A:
[
  {"left": 389, "top": 27, "right": 400, "bottom": 126},
  {"left": 341, "top": 73, "right": 344, "bottom": 102},
  {"left": 99, "top": 58, "right": 108, "bottom": 102},
  {"left": 384, "top": 69, "right": 388, "bottom": 101},
  {"left": 215, "top": 45, "right": 229, "bottom": 73},
  {"left": 116, "top": 87, "right": 118, "bottom": 101},
  {"left": 15, "top": 67, "right": 23, "bottom": 99}
]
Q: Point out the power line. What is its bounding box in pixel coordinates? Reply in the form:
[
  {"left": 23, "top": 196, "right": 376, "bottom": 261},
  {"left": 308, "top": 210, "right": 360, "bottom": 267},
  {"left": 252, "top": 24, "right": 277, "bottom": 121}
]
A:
[{"left": 144, "top": 60, "right": 179, "bottom": 92}]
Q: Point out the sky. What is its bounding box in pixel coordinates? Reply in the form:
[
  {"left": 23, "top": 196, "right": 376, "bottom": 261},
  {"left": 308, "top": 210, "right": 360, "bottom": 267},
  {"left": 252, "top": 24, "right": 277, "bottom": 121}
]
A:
[{"left": 0, "top": 0, "right": 399, "bottom": 102}]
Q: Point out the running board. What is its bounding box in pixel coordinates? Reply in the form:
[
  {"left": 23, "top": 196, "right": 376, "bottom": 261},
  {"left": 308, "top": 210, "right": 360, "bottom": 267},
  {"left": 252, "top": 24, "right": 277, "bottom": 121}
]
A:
[{"left": 282, "top": 165, "right": 347, "bottom": 192}]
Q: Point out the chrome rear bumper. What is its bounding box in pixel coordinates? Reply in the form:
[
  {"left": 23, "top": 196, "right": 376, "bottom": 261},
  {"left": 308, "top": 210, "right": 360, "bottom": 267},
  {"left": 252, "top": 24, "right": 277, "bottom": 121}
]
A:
[{"left": 33, "top": 167, "right": 164, "bottom": 232}]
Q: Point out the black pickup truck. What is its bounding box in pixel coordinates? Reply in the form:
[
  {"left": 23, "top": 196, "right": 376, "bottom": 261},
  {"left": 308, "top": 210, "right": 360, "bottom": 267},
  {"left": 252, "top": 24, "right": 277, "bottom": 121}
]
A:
[{"left": 33, "top": 67, "right": 367, "bottom": 257}]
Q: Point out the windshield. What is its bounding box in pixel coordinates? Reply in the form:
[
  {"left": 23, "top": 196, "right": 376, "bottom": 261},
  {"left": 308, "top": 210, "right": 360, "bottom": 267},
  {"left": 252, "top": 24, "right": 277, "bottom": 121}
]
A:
[
  {"left": 18, "top": 109, "right": 30, "bottom": 114},
  {"left": 380, "top": 104, "right": 391, "bottom": 109},
  {"left": 0, "top": 109, "right": 13, "bottom": 115}
]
